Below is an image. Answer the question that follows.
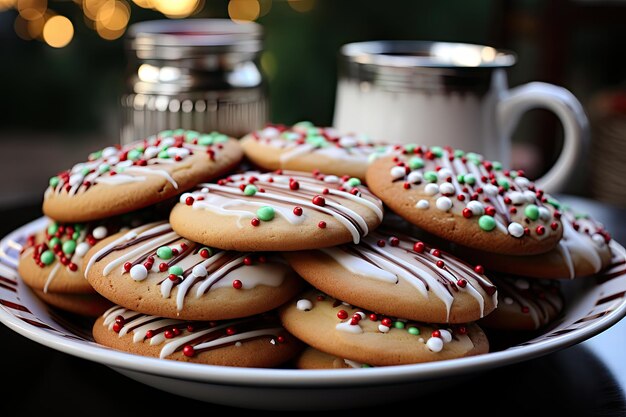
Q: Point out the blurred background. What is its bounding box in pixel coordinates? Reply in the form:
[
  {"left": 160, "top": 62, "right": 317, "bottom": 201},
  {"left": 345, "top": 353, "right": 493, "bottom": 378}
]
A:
[{"left": 1, "top": 0, "right": 626, "bottom": 208}]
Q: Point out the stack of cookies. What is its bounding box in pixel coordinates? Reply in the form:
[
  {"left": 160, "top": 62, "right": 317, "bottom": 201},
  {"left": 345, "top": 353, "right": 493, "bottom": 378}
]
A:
[{"left": 17, "top": 122, "right": 614, "bottom": 369}]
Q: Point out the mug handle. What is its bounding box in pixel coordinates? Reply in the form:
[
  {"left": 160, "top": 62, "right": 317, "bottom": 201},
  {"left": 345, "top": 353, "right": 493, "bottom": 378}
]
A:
[{"left": 497, "top": 82, "right": 589, "bottom": 193}]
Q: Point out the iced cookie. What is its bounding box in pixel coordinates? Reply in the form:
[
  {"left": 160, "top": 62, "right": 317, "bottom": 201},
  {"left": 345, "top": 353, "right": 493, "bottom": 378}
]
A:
[
  {"left": 283, "top": 229, "right": 497, "bottom": 323},
  {"left": 83, "top": 221, "right": 303, "bottom": 320},
  {"left": 453, "top": 205, "right": 613, "bottom": 279},
  {"left": 366, "top": 146, "right": 563, "bottom": 255},
  {"left": 296, "top": 347, "right": 373, "bottom": 369},
  {"left": 480, "top": 276, "right": 563, "bottom": 331},
  {"left": 170, "top": 170, "right": 384, "bottom": 251},
  {"left": 240, "top": 122, "right": 392, "bottom": 180},
  {"left": 43, "top": 130, "right": 243, "bottom": 222},
  {"left": 34, "top": 290, "right": 113, "bottom": 317},
  {"left": 94, "top": 305, "right": 302, "bottom": 367},
  {"left": 279, "top": 289, "right": 489, "bottom": 366}
]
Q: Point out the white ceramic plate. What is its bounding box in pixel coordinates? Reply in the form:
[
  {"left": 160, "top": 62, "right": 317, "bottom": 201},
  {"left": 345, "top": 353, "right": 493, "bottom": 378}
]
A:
[{"left": 1, "top": 217, "right": 626, "bottom": 410}]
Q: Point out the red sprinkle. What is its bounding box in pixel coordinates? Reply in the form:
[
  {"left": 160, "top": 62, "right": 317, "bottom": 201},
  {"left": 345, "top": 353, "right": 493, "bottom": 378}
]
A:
[
  {"left": 293, "top": 206, "right": 303, "bottom": 216},
  {"left": 431, "top": 330, "right": 441, "bottom": 338},
  {"left": 509, "top": 207, "right": 518, "bottom": 214},
  {"left": 112, "top": 322, "right": 122, "bottom": 333},
  {"left": 462, "top": 208, "right": 473, "bottom": 218},
  {"left": 185, "top": 196, "right": 194, "bottom": 206},
  {"left": 524, "top": 227, "right": 531, "bottom": 235},
  {"left": 377, "top": 239, "right": 386, "bottom": 247},
  {"left": 474, "top": 265, "right": 484, "bottom": 274},
  {"left": 251, "top": 218, "right": 260, "bottom": 227},
  {"left": 436, "top": 260, "right": 445, "bottom": 268},
  {"left": 389, "top": 237, "right": 400, "bottom": 246},
  {"left": 168, "top": 274, "right": 178, "bottom": 281},
  {"left": 164, "top": 330, "right": 174, "bottom": 339},
  {"left": 550, "top": 222, "right": 559, "bottom": 230},
  {"left": 232, "top": 279, "right": 243, "bottom": 289},
  {"left": 369, "top": 314, "right": 378, "bottom": 321},
  {"left": 277, "top": 335, "right": 286, "bottom": 343},
  {"left": 431, "top": 249, "right": 441, "bottom": 257},
  {"left": 485, "top": 206, "right": 496, "bottom": 216},
  {"left": 68, "top": 262, "right": 78, "bottom": 272},
  {"left": 145, "top": 330, "right": 154, "bottom": 339},
  {"left": 457, "top": 279, "right": 467, "bottom": 288},
  {"left": 318, "top": 221, "right": 327, "bottom": 229},
  {"left": 458, "top": 326, "right": 468, "bottom": 335},
  {"left": 243, "top": 256, "right": 253, "bottom": 266},
  {"left": 199, "top": 248, "right": 210, "bottom": 258},
  {"left": 457, "top": 194, "right": 466, "bottom": 201},
  {"left": 183, "top": 345, "right": 195, "bottom": 357},
  {"left": 312, "top": 195, "right": 326, "bottom": 206},
  {"left": 289, "top": 180, "right": 300, "bottom": 191},
  {"left": 322, "top": 188, "right": 329, "bottom": 195},
  {"left": 536, "top": 225, "right": 546, "bottom": 235},
  {"left": 413, "top": 241, "right": 425, "bottom": 253},
  {"left": 381, "top": 318, "right": 393, "bottom": 327},
  {"left": 123, "top": 262, "right": 132, "bottom": 272},
  {"left": 403, "top": 182, "right": 410, "bottom": 189},
  {"left": 521, "top": 306, "right": 530, "bottom": 313},
  {"left": 337, "top": 310, "right": 348, "bottom": 320},
  {"left": 226, "top": 327, "right": 237, "bottom": 336}
]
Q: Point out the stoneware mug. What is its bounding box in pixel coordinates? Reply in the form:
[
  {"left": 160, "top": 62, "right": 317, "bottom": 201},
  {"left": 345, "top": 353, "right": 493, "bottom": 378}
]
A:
[{"left": 333, "top": 41, "right": 589, "bottom": 192}]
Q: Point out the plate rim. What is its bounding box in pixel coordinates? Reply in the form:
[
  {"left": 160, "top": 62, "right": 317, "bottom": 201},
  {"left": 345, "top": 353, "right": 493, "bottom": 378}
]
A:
[{"left": 2, "top": 216, "right": 626, "bottom": 388}]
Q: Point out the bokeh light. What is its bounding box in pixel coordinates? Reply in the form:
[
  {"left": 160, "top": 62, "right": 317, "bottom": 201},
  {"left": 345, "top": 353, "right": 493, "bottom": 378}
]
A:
[
  {"left": 42, "top": 15, "right": 74, "bottom": 48},
  {"left": 13, "top": 14, "right": 30, "bottom": 40},
  {"left": 97, "top": 0, "right": 130, "bottom": 31},
  {"left": 17, "top": 0, "right": 47, "bottom": 20},
  {"left": 131, "top": 0, "right": 152, "bottom": 8},
  {"left": 82, "top": 0, "right": 107, "bottom": 20},
  {"left": 228, "top": 0, "right": 260, "bottom": 23},
  {"left": 27, "top": 12, "right": 46, "bottom": 38},
  {"left": 152, "top": 0, "right": 199, "bottom": 18},
  {"left": 0, "top": 0, "right": 17, "bottom": 12},
  {"left": 258, "top": 0, "right": 271, "bottom": 17},
  {"left": 288, "top": 0, "right": 314, "bottom": 13}
]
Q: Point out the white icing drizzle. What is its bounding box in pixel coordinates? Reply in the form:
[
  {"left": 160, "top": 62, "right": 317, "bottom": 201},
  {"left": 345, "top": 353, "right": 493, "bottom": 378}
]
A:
[
  {"left": 555, "top": 211, "right": 608, "bottom": 278},
  {"left": 43, "top": 263, "right": 61, "bottom": 293}
]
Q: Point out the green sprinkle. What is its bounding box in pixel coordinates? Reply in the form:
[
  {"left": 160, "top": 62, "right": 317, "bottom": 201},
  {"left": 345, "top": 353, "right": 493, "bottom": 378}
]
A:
[
  {"left": 213, "top": 134, "right": 229, "bottom": 143},
  {"left": 282, "top": 132, "right": 300, "bottom": 141},
  {"left": 89, "top": 150, "right": 102, "bottom": 160},
  {"left": 394, "top": 321, "right": 405, "bottom": 329},
  {"left": 159, "top": 130, "right": 173, "bottom": 138},
  {"left": 294, "top": 121, "right": 314, "bottom": 129},
  {"left": 404, "top": 144, "right": 415, "bottom": 153},
  {"left": 47, "top": 223, "right": 58, "bottom": 236},
  {"left": 128, "top": 149, "right": 142, "bottom": 161},
  {"left": 524, "top": 204, "right": 539, "bottom": 221},
  {"left": 198, "top": 135, "right": 214, "bottom": 146},
  {"left": 173, "top": 128, "right": 185, "bottom": 136},
  {"left": 346, "top": 178, "right": 361, "bottom": 187},
  {"left": 430, "top": 146, "right": 443, "bottom": 157},
  {"left": 81, "top": 167, "right": 91, "bottom": 176},
  {"left": 157, "top": 246, "right": 173, "bottom": 260},
  {"left": 457, "top": 174, "right": 465, "bottom": 184},
  {"left": 424, "top": 171, "right": 438, "bottom": 182},
  {"left": 256, "top": 206, "right": 275, "bottom": 221},
  {"left": 168, "top": 265, "right": 183, "bottom": 276},
  {"left": 497, "top": 178, "right": 510, "bottom": 190},
  {"left": 361, "top": 364, "right": 372, "bottom": 368},
  {"left": 158, "top": 150, "right": 170, "bottom": 159},
  {"left": 62, "top": 240, "right": 76, "bottom": 255},
  {"left": 40, "top": 250, "right": 55, "bottom": 265},
  {"left": 409, "top": 157, "right": 425, "bottom": 170},
  {"left": 48, "top": 237, "right": 60, "bottom": 248},
  {"left": 74, "top": 224, "right": 84, "bottom": 232},
  {"left": 575, "top": 213, "right": 590, "bottom": 220},
  {"left": 306, "top": 135, "right": 327, "bottom": 147},
  {"left": 407, "top": 326, "right": 420, "bottom": 335},
  {"left": 454, "top": 149, "right": 465, "bottom": 158},
  {"left": 509, "top": 171, "right": 518, "bottom": 178},
  {"left": 547, "top": 198, "right": 561, "bottom": 209},
  {"left": 98, "top": 164, "right": 110, "bottom": 174},
  {"left": 466, "top": 152, "right": 482, "bottom": 164},
  {"left": 493, "top": 161, "right": 503, "bottom": 171},
  {"left": 116, "top": 167, "right": 125, "bottom": 173},
  {"left": 135, "top": 145, "right": 145, "bottom": 152},
  {"left": 478, "top": 215, "right": 496, "bottom": 231},
  {"left": 244, "top": 184, "right": 258, "bottom": 196},
  {"left": 464, "top": 174, "right": 476, "bottom": 185},
  {"left": 72, "top": 231, "right": 80, "bottom": 240},
  {"left": 49, "top": 176, "right": 60, "bottom": 188},
  {"left": 184, "top": 131, "right": 200, "bottom": 142}
]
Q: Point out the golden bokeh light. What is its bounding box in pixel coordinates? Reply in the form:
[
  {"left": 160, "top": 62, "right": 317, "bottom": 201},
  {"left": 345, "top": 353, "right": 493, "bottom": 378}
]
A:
[
  {"left": 27, "top": 12, "right": 46, "bottom": 38},
  {"left": 0, "top": 0, "right": 17, "bottom": 12},
  {"left": 96, "top": 19, "right": 125, "bottom": 40},
  {"left": 288, "top": 0, "right": 314, "bottom": 13},
  {"left": 258, "top": 0, "right": 271, "bottom": 17},
  {"left": 13, "top": 15, "right": 31, "bottom": 40},
  {"left": 97, "top": 0, "right": 130, "bottom": 31},
  {"left": 152, "top": 0, "right": 199, "bottom": 18},
  {"left": 43, "top": 15, "right": 74, "bottom": 48},
  {"left": 132, "top": 0, "right": 152, "bottom": 8},
  {"left": 228, "top": 0, "right": 260, "bottom": 23},
  {"left": 82, "top": 0, "right": 107, "bottom": 20},
  {"left": 18, "top": 0, "right": 47, "bottom": 20}
]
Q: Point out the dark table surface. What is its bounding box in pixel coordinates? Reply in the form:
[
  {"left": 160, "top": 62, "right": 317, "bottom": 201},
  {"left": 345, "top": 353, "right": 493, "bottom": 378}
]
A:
[{"left": 1, "top": 195, "right": 625, "bottom": 415}]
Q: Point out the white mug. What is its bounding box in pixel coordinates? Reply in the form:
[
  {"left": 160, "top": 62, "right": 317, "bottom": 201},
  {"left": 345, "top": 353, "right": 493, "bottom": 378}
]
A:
[{"left": 333, "top": 41, "right": 588, "bottom": 193}]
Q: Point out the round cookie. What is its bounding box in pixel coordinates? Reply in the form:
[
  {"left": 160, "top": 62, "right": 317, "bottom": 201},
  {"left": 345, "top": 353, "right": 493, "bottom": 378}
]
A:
[
  {"left": 94, "top": 305, "right": 303, "bottom": 367},
  {"left": 170, "top": 170, "right": 384, "bottom": 251},
  {"left": 452, "top": 205, "right": 613, "bottom": 279},
  {"left": 480, "top": 276, "right": 563, "bottom": 331},
  {"left": 279, "top": 289, "right": 489, "bottom": 366},
  {"left": 241, "top": 122, "right": 392, "bottom": 180},
  {"left": 365, "top": 147, "right": 563, "bottom": 255},
  {"left": 43, "top": 129, "right": 243, "bottom": 222},
  {"left": 33, "top": 289, "right": 113, "bottom": 317},
  {"left": 83, "top": 221, "right": 303, "bottom": 321},
  {"left": 296, "top": 347, "right": 372, "bottom": 369},
  {"left": 18, "top": 218, "right": 135, "bottom": 294},
  {"left": 283, "top": 229, "right": 497, "bottom": 323}
]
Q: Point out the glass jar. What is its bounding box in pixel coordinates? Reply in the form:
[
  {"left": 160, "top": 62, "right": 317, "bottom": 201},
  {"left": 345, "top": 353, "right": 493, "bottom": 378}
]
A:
[{"left": 121, "top": 19, "right": 268, "bottom": 143}]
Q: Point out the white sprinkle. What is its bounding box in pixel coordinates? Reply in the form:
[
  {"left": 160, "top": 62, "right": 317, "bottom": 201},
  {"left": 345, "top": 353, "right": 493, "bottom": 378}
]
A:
[
  {"left": 143, "top": 146, "right": 160, "bottom": 159},
  {"left": 336, "top": 321, "right": 363, "bottom": 334},
  {"left": 484, "top": 184, "right": 499, "bottom": 196},
  {"left": 130, "top": 265, "right": 148, "bottom": 281},
  {"left": 424, "top": 183, "right": 439, "bottom": 196},
  {"left": 192, "top": 264, "right": 207, "bottom": 277},
  {"left": 201, "top": 187, "right": 209, "bottom": 193},
  {"left": 323, "top": 175, "right": 340, "bottom": 184},
  {"left": 439, "top": 329, "right": 452, "bottom": 343},
  {"left": 75, "top": 242, "right": 91, "bottom": 258},
  {"left": 235, "top": 342, "right": 243, "bottom": 347},
  {"left": 161, "top": 137, "right": 176, "bottom": 147},
  {"left": 515, "top": 177, "right": 530, "bottom": 188},
  {"left": 117, "top": 160, "right": 133, "bottom": 169},
  {"left": 167, "top": 147, "right": 190, "bottom": 158},
  {"left": 416, "top": 199, "right": 430, "bottom": 210},
  {"left": 437, "top": 168, "right": 453, "bottom": 180},
  {"left": 592, "top": 234, "right": 606, "bottom": 246},
  {"left": 390, "top": 166, "right": 407, "bottom": 180},
  {"left": 538, "top": 207, "right": 551, "bottom": 221},
  {"left": 124, "top": 231, "right": 137, "bottom": 241},
  {"left": 407, "top": 171, "right": 423, "bottom": 184},
  {"left": 378, "top": 325, "right": 390, "bottom": 333},
  {"left": 338, "top": 136, "right": 357, "bottom": 148},
  {"left": 439, "top": 182, "right": 456, "bottom": 195},
  {"left": 508, "top": 191, "right": 525, "bottom": 205},
  {"left": 418, "top": 338, "right": 424, "bottom": 343},
  {"left": 436, "top": 197, "right": 452, "bottom": 212},
  {"left": 508, "top": 222, "right": 525, "bottom": 238},
  {"left": 261, "top": 126, "right": 280, "bottom": 138},
  {"left": 92, "top": 226, "right": 108, "bottom": 240},
  {"left": 504, "top": 297, "right": 514, "bottom": 305},
  {"left": 515, "top": 278, "right": 530, "bottom": 290},
  {"left": 426, "top": 337, "right": 444, "bottom": 352},
  {"left": 102, "top": 147, "right": 117, "bottom": 158},
  {"left": 296, "top": 299, "right": 313, "bottom": 311},
  {"left": 466, "top": 200, "right": 484, "bottom": 215},
  {"left": 69, "top": 174, "right": 83, "bottom": 187},
  {"left": 523, "top": 190, "right": 536, "bottom": 202}
]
